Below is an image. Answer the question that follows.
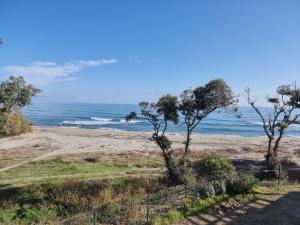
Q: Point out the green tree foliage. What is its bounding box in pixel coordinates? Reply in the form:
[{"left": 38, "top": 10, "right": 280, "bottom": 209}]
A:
[
  {"left": 0, "top": 76, "right": 41, "bottom": 114},
  {"left": 139, "top": 79, "right": 237, "bottom": 184},
  {"left": 179, "top": 79, "right": 238, "bottom": 176},
  {"left": 139, "top": 95, "right": 181, "bottom": 184},
  {"left": 125, "top": 111, "right": 137, "bottom": 122},
  {"left": 246, "top": 83, "right": 300, "bottom": 168},
  {"left": 0, "top": 76, "right": 40, "bottom": 137}
]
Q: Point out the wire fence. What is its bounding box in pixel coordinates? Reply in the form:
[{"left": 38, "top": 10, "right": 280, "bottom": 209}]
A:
[
  {"left": 235, "top": 165, "right": 300, "bottom": 185},
  {"left": 61, "top": 166, "right": 300, "bottom": 225},
  {"left": 91, "top": 184, "right": 197, "bottom": 225}
]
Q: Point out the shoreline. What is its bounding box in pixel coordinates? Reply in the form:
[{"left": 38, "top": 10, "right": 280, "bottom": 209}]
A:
[{"left": 35, "top": 125, "right": 300, "bottom": 138}]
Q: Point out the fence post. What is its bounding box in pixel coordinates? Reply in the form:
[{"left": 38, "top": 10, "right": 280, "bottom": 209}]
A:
[
  {"left": 277, "top": 164, "right": 281, "bottom": 188},
  {"left": 93, "top": 209, "right": 96, "bottom": 225},
  {"left": 146, "top": 193, "right": 150, "bottom": 224}
]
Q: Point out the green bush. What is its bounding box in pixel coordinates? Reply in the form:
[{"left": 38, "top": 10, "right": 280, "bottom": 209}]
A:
[
  {"left": 97, "top": 197, "right": 140, "bottom": 225},
  {"left": 180, "top": 194, "right": 229, "bottom": 216},
  {"left": 195, "top": 155, "right": 236, "bottom": 197},
  {"left": 16, "top": 206, "right": 40, "bottom": 223},
  {"left": 14, "top": 204, "right": 58, "bottom": 224},
  {"left": 163, "top": 210, "right": 183, "bottom": 224},
  {"left": 152, "top": 210, "right": 184, "bottom": 225},
  {"left": 226, "top": 173, "right": 258, "bottom": 195},
  {"left": 213, "top": 180, "right": 227, "bottom": 195},
  {"left": 193, "top": 197, "right": 216, "bottom": 212},
  {"left": 194, "top": 154, "right": 236, "bottom": 177},
  {"left": 0, "top": 203, "right": 18, "bottom": 224},
  {"left": 0, "top": 110, "right": 32, "bottom": 138},
  {"left": 182, "top": 198, "right": 192, "bottom": 215},
  {"left": 197, "top": 178, "right": 216, "bottom": 198}
]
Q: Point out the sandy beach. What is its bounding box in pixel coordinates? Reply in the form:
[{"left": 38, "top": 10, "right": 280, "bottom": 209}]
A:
[{"left": 0, "top": 126, "right": 299, "bottom": 172}]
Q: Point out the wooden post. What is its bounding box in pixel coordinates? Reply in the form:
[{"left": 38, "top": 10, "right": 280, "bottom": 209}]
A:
[
  {"left": 93, "top": 209, "right": 96, "bottom": 225},
  {"left": 146, "top": 193, "right": 150, "bottom": 224},
  {"left": 146, "top": 179, "right": 150, "bottom": 224},
  {"left": 277, "top": 164, "right": 281, "bottom": 188}
]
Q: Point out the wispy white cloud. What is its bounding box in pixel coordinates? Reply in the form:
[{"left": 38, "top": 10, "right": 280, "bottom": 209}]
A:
[
  {"left": 31, "top": 61, "right": 57, "bottom": 67},
  {"left": 2, "top": 59, "right": 117, "bottom": 85},
  {"left": 62, "top": 77, "right": 79, "bottom": 81},
  {"left": 55, "top": 77, "right": 80, "bottom": 82},
  {"left": 74, "top": 59, "right": 117, "bottom": 66},
  {"left": 129, "top": 56, "right": 141, "bottom": 64}
]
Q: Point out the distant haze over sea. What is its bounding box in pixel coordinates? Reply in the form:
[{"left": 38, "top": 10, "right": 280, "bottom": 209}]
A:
[{"left": 23, "top": 103, "right": 300, "bottom": 137}]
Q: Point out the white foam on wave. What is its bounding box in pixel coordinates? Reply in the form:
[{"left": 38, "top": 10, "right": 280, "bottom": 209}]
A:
[
  {"left": 62, "top": 120, "right": 113, "bottom": 125},
  {"left": 251, "top": 122, "right": 263, "bottom": 125},
  {"left": 62, "top": 119, "right": 142, "bottom": 126},
  {"left": 251, "top": 121, "right": 300, "bottom": 129},
  {"left": 90, "top": 117, "right": 113, "bottom": 121},
  {"left": 120, "top": 119, "right": 141, "bottom": 124},
  {"left": 290, "top": 124, "right": 300, "bottom": 129}
]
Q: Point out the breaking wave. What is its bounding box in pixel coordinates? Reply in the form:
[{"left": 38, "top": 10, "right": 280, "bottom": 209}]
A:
[
  {"left": 91, "top": 117, "right": 113, "bottom": 121},
  {"left": 61, "top": 118, "right": 142, "bottom": 126},
  {"left": 251, "top": 121, "right": 300, "bottom": 129}
]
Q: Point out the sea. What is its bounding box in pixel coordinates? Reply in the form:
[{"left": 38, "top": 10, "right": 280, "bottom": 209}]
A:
[{"left": 23, "top": 103, "right": 300, "bottom": 137}]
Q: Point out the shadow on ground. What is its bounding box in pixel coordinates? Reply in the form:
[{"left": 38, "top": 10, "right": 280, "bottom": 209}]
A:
[{"left": 181, "top": 188, "right": 300, "bottom": 225}]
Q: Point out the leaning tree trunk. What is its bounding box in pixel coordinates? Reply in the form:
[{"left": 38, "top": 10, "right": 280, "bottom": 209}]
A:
[
  {"left": 265, "top": 137, "right": 275, "bottom": 169},
  {"left": 181, "top": 129, "right": 192, "bottom": 183},
  {"left": 155, "top": 134, "right": 185, "bottom": 185},
  {"left": 162, "top": 151, "right": 185, "bottom": 185},
  {"left": 265, "top": 151, "right": 276, "bottom": 169},
  {"left": 266, "top": 132, "right": 283, "bottom": 169}
]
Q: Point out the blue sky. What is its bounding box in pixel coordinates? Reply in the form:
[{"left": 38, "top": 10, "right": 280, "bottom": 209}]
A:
[{"left": 0, "top": 0, "right": 299, "bottom": 105}]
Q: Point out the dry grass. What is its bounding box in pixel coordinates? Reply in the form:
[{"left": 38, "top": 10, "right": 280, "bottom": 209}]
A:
[{"left": 0, "top": 176, "right": 166, "bottom": 225}]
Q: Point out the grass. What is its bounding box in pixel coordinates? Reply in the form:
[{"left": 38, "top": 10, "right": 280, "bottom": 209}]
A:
[
  {"left": 0, "top": 157, "right": 163, "bottom": 187},
  {"left": 0, "top": 155, "right": 299, "bottom": 225},
  {"left": 0, "top": 170, "right": 299, "bottom": 225},
  {"left": 0, "top": 156, "right": 164, "bottom": 224},
  {"left": 152, "top": 209, "right": 184, "bottom": 225},
  {"left": 152, "top": 194, "right": 231, "bottom": 225},
  {"left": 1, "top": 159, "right": 130, "bottom": 179},
  {"left": 0, "top": 176, "right": 165, "bottom": 225},
  {"left": 151, "top": 194, "right": 236, "bottom": 225}
]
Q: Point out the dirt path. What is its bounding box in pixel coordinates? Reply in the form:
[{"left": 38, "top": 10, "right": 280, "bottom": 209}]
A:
[{"left": 0, "top": 149, "right": 69, "bottom": 172}]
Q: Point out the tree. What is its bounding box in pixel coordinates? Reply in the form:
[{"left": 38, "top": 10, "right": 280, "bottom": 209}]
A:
[
  {"left": 179, "top": 79, "right": 238, "bottom": 176},
  {"left": 125, "top": 112, "right": 137, "bottom": 122},
  {"left": 139, "top": 95, "right": 182, "bottom": 184},
  {"left": 246, "top": 83, "right": 300, "bottom": 169},
  {"left": 139, "top": 79, "right": 237, "bottom": 184},
  {"left": 0, "top": 76, "right": 40, "bottom": 137},
  {"left": 0, "top": 76, "right": 41, "bottom": 114}
]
